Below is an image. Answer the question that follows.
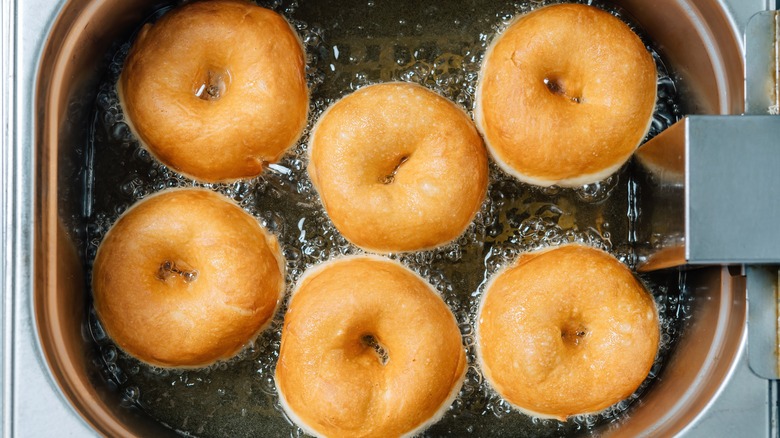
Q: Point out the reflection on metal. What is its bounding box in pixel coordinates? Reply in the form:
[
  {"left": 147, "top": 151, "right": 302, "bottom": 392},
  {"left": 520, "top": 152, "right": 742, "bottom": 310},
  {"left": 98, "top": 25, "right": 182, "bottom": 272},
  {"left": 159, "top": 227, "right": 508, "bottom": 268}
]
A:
[
  {"left": 636, "top": 116, "right": 780, "bottom": 271},
  {"left": 634, "top": 119, "right": 686, "bottom": 272},
  {"left": 746, "top": 266, "right": 780, "bottom": 379},
  {"left": 746, "top": 11, "right": 779, "bottom": 115}
]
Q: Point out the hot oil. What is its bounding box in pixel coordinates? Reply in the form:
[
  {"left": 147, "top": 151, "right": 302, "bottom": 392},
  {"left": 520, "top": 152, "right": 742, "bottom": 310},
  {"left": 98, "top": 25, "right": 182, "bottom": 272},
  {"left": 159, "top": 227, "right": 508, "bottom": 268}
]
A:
[{"left": 83, "top": 0, "right": 689, "bottom": 436}]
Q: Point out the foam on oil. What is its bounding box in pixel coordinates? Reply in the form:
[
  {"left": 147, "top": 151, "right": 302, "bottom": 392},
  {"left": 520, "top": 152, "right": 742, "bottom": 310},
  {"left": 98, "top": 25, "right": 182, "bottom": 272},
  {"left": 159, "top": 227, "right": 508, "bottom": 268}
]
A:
[{"left": 84, "top": 0, "right": 689, "bottom": 436}]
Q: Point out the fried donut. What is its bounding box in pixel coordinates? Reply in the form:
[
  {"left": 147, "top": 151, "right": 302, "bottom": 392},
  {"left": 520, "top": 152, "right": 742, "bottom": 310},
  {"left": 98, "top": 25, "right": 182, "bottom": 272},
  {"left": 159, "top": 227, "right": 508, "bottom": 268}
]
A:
[
  {"left": 308, "top": 82, "right": 488, "bottom": 253},
  {"left": 119, "top": 0, "right": 308, "bottom": 182},
  {"left": 275, "top": 256, "right": 466, "bottom": 437},
  {"left": 477, "top": 244, "right": 659, "bottom": 420},
  {"left": 475, "top": 4, "right": 657, "bottom": 187},
  {"left": 92, "top": 189, "right": 284, "bottom": 368}
]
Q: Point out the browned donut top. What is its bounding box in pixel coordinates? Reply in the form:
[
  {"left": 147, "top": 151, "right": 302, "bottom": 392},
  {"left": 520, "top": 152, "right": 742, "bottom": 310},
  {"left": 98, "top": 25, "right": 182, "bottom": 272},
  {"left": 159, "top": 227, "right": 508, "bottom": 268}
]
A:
[
  {"left": 476, "top": 3, "right": 656, "bottom": 186},
  {"left": 120, "top": 0, "right": 308, "bottom": 182},
  {"left": 92, "top": 189, "right": 284, "bottom": 368},
  {"left": 477, "top": 244, "right": 659, "bottom": 419},
  {"left": 308, "top": 82, "right": 488, "bottom": 253},
  {"left": 276, "top": 256, "right": 466, "bottom": 437}
]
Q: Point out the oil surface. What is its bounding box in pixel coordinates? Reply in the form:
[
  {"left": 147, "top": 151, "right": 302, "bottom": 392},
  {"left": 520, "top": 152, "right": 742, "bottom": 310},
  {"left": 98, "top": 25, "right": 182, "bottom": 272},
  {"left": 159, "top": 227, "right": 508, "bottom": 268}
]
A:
[{"left": 83, "top": 0, "right": 690, "bottom": 436}]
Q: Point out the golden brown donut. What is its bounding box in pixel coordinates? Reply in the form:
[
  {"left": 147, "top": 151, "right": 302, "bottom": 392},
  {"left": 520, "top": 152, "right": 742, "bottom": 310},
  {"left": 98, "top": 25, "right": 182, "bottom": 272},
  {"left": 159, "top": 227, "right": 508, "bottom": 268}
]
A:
[
  {"left": 275, "top": 256, "right": 466, "bottom": 437},
  {"left": 308, "top": 82, "right": 488, "bottom": 253},
  {"left": 477, "top": 244, "right": 659, "bottom": 420},
  {"left": 475, "top": 4, "right": 657, "bottom": 187},
  {"left": 92, "top": 189, "right": 284, "bottom": 368},
  {"left": 119, "top": 0, "right": 308, "bottom": 182}
]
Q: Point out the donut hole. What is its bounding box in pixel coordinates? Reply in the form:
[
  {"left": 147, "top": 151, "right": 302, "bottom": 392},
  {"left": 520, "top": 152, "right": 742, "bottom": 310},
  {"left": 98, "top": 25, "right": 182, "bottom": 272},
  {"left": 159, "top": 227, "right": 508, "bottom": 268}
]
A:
[
  {"left": 361, "top": 334, "right": 389, "bottom": 365},
  {"left": 193, "top": 66, "right": 231, "bottom": 101},
  {"left": 543, "top": 76, "right": 582, "bottom": 104},
  {"left": 381, "top": 155, "right": 410, "bottom": 185},
  {"left": 559, "top": 321, "right": 588, "bottom": 347},
  {"left": 156, "top": 259, "right": 198, "bottom": 283}
]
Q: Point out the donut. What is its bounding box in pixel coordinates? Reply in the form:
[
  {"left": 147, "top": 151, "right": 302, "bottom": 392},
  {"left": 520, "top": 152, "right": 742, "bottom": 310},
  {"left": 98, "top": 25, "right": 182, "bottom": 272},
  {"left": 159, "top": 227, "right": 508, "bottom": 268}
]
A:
[
  {"left": 119, "top": 0, "right": 308, "bottom": 182},
  {"left": 475, "top": 4, "right": 657, "bottom": 187},
  {"left": 308, "top": 82, "right": 488, "bottom": 253},
  {"left": 275, "top": 256, "right": 466, "bottom": 437},
  {"left": 476, "top": 244, "right": 659, "bottom": 420},
  {"left": 92, "top": 189, "right": 285, "bottom": 368}
]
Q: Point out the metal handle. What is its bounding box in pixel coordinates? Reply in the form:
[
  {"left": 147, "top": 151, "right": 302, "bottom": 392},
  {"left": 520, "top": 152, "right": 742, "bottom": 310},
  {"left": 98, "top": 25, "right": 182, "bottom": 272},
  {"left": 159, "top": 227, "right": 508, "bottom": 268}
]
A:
[{"left": 634, "top": 115, "right": 780, "bottom": 270}]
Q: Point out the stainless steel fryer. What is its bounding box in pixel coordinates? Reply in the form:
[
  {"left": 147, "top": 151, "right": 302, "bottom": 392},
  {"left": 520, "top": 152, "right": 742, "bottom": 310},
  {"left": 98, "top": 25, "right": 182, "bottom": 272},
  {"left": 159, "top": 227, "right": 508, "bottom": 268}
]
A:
[{"left": 2, "top": 0, "right": 780, "bottom": 436}]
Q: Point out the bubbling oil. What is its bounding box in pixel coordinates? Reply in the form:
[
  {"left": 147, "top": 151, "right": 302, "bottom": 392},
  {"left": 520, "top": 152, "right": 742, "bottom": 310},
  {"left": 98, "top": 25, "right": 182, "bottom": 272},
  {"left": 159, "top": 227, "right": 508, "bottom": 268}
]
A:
[{"left": 83, "top": 0, "right": 689, "bottom": 436}]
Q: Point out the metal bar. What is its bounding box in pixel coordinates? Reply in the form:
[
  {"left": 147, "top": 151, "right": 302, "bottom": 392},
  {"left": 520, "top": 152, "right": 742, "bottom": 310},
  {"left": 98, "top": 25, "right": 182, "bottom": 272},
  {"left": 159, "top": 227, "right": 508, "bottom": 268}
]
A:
[
  {"left": 747, "top": 266, "right": 779, "bottom": 379},
  {"left": 746, "top": 11, "right": 779, "bottom": 114},
  {"left": 1, "top": 0, "right": 16, "bottom": 436},
  {"left": 768, "top": 381, "right": 774, "bottom": 437},
  {"left": 774, "top": 12, "right": 779, "bottom": 113}
]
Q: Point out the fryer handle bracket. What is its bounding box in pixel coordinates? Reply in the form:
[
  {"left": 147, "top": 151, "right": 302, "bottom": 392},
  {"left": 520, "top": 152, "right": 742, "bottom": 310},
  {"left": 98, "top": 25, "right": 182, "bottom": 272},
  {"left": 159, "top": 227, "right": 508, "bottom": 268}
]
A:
[
  {"left": 634, "top": 115, "right": 780, "bottom": 271},
  {"left": 635, "top": 10, "right": 780, "bottom": 272}
]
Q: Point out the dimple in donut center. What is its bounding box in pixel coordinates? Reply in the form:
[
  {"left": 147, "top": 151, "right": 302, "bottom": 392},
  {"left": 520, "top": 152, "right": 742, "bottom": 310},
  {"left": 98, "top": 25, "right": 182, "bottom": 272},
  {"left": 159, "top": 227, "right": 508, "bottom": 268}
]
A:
[
  {"left": 193, "top": 67, "right": 231, "bottom": 101},
  {"left": 157, "top": 260, "right": 198, "bottom": 283},
  {"left": 544, "top": 77, "right": 582, "bottom": 104},
  {"left": 381, "top": 155, "right": 410, "bottom": 185},
  {"left": 560, "top": 321, "right": 588, "bottom": 347},
  {"left": 361, "top": 334, "right": 389, "bottom": 365}
]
